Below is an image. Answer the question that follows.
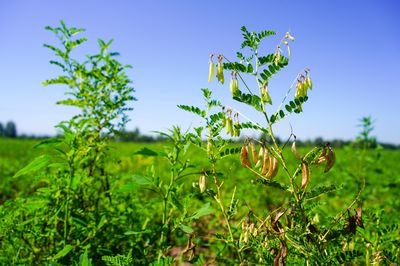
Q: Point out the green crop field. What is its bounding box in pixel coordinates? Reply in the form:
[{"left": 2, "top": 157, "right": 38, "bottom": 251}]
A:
[
  {"left": 1, "top": 138, "right": 399, "bottom": 265},
  {"left": 1, "top": 21, "right": 399, "bottom": 265},
  {"left": 3, "top": 138, "right": 400, "bottom": 219}
]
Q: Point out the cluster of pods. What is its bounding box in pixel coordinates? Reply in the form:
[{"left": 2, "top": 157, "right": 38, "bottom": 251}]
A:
[{"left": 240, "top": 142, "right": 280, "bottom": 180}]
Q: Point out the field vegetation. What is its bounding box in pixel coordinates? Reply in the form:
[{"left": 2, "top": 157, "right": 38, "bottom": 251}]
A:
[{"left": 0, "top": 21, "right": 399, "bottom": 265}]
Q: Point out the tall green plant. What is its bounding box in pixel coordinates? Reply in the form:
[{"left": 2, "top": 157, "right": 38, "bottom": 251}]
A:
[
  {"left": 130, "top": 126, "right": 215, "bottom": 264},
  {"left": 4, "top": 20, "right": 136, "bottom": 264},
  {"left": 179, "top": 26, "right": 369, "bottom": 264},
  {"left": 355, "top": 116, "right": 377, "bottom": 149}
]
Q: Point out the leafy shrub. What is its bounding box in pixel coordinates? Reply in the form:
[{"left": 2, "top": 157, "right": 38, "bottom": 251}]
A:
[{"left": 0, "top": 21, "right": 136, "bottom": 265}]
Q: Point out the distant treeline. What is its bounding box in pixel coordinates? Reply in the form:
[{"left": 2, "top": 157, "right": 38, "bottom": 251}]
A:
[
  {"left": 278, "top": 137, "right": 399, "bottom": 150},
  {"left": 0, "top": 121, "right": 51, "bottom": 139},
  {"left": 260, "top": 134, "right": 399, "bottom": 150},
  {"left": 116, "top": 129, "right": 400, "bottom": 149},
  {"left": 117, "top": 129, "right": 400, "bottom": 149},
  {"left": 116, "top": 128, "right": 167, "bottom": 142},
  {"left": 1, "top": 122, "right": 399, "bottom": 149},
  {"left": 0, "top": 121, "right": 17, "bottom": 138}
]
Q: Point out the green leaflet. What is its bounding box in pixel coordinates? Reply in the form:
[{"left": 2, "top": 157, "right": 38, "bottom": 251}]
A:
[
  {"left": 133, "top": 147, "right": 158, "bottom": 156},
  {"left": 52, "top": 245, "right": 73, "bottom": 260},
  {"left": 13, "top": 154, "right": 51, "bottom": 178},
  {"left": 191, "top": 203, "right": 214, "bottom": 220}
]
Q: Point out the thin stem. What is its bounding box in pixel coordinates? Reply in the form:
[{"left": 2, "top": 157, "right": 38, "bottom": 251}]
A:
[
  {"left": 222, "top": 55, "right": 253, "bottom": 95},
  {"left": 158, "top": 169, "right": 175, "bottom": 261},
  {"left": 213, "top": 177, "right": 242, "bottom": 262},
  {"left": 263, "top": 111, "right": 300, "bottom": 204},
  {"left": 64, "top": 157, "right": 75, "bottom": 245},
  {"left": 225, "top": 106, "right": 263, "bottom": 130},
  {"left": 250, "top": 47, "right": 301, "bottom": 204},
  {"left": 320, "top": 175, "right": 365, "bottom": 241},
  {"left": 210, "top": 161, "right": 235, "bottom": 247},
  {"left": 285, "top": 235, "right": 311, "bottom": 257},
  {"left": 205, "top": 100, "right": 242, "bottom": 261},
  {"left": 276, "top": 72, "right": 301, "bottom": 113},
  {"left": 175, "top": 171, "right": 202, "bottom": 182}
]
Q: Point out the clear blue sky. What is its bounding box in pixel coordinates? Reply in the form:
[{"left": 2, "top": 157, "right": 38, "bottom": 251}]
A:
[{"left": 1, "top": 0, "right": 399, "bottom": 144}]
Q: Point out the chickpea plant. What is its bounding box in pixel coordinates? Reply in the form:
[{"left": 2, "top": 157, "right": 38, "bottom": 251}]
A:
[{"left": 179, "top": 26, "right": 366, "bottom": 264}]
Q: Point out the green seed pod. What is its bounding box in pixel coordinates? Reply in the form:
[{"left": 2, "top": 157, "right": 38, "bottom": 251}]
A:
[
  {"left": 296, "top": 80, "right": 309, "bottom": 100},
  {"left": 233, "top": 121, "right": 240, "bottom": 137},
  {"left": 274, "top": 49, "right": 281, "bottom": 66},
  {"left": 235, "top": 79, "right": 239, "bottom": 94},
  {"left": 295, "top": 81, "right": 303, "bottom": 98},
  {"left": 208, "top": 61, "right": 215, "bottom": 83},
  {"left": 230, "top": 78, "right": 236, "bottom": 96},
  {"left": 305, "top": 76, "right": 312, "bottom": 90},
  {"left": 230, "top": 77, "right": 239, "bottom": 97},
  {"left": 217, "top": 62, "right": 224, "bottom": 84},
  {"left": 216, "top": 55, "right": 224, "bottom": 85},
  {"left": 226, "top": 116, "right": 233, "bottom": 135},
  {"left": 221, "top": 112, "right": 226, "bottom": 126},
  {"left": 302, "top": 81, "right": 308, "bottom": 96}
]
